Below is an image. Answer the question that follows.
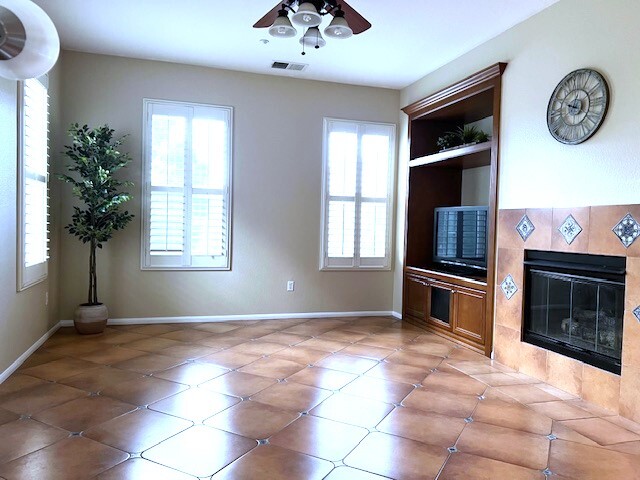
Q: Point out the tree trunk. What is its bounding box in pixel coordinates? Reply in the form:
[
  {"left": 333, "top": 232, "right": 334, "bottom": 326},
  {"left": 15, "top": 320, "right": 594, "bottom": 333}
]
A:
[{"left": 88, "top": 239, "right": 98, "bottom": 304}]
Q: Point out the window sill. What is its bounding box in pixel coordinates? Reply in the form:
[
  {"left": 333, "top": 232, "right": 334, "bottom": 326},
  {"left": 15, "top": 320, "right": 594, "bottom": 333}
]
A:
[
  {"left": 320, "top": 266, "right": 392, "bottom": 272},
  {"left": 140, "top": 266, "right": 231, "bottom": 272}
]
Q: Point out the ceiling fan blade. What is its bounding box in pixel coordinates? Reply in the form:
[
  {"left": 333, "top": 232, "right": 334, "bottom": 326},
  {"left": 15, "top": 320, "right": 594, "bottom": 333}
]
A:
[
  {"left": 332, "top": 0, "right": 371, "bottom": 34},
  {"left": 253, "top": 2, "right": 285, "bottom": 28}
]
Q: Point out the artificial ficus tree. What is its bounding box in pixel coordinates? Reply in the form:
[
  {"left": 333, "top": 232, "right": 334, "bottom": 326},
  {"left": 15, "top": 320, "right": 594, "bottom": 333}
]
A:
[{"left": 59, "top": 123, "right": 134, "bottom": 305}]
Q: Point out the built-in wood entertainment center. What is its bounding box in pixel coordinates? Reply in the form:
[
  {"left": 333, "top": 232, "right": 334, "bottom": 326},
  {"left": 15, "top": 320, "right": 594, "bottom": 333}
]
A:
[{"left": 401, "top": 63, "right": 506, "bottom": 356}]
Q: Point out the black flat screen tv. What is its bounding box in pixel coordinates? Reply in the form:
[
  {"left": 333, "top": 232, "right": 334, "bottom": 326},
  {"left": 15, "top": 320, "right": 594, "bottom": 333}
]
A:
[{"left": 433, "top": 206, "right": 488, "bottom": 271}]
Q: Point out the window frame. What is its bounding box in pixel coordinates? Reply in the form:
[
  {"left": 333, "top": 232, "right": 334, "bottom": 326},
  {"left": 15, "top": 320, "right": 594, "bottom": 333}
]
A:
[
  {"left": 17, "top": 76, "right": 49, "bottom": 291},
  {"left": 141, "top": 98, "right": 233, "bottom": 271},
  {"left": 320, "top": 117, "right": 396, "bottom": 271}
]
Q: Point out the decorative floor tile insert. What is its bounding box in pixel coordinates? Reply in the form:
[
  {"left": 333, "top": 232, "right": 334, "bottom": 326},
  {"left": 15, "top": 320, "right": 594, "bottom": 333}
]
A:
[
  {"left": 516, "top": 214, "right": 536, "bottom": 242},
  {"left": 500, "top": 274, "right": 518, "bottom": 300},
  {"left": 612, "top": 213, "right": 640, "bottom": 248},
  {"left": 558, "top": 214, "right": 583, "bottom": 245},
  {"left": 634, "top": 306, "right": 640, "bottom": 323}
]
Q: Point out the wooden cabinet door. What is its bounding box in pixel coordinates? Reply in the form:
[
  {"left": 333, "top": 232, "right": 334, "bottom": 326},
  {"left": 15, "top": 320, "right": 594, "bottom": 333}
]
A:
[
  {"left": 453, "top": 286, "right": 486, "bottom": 344},
  {"left": 426, "top": 280, "right": 454, "bottom": 332},
  {"left": 404, "top": 274, "right": 427, "bottom": 321}
]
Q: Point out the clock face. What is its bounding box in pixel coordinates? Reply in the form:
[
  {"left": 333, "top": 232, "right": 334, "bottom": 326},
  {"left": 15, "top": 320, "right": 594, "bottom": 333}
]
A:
[{"left": 547, "top": 69, "right": 609, "bottom": 145}]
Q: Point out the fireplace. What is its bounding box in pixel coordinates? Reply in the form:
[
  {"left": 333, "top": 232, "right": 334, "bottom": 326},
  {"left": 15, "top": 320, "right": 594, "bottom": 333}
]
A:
[{"left": 523, "top": 250, "right": 626, "bottom": 375}]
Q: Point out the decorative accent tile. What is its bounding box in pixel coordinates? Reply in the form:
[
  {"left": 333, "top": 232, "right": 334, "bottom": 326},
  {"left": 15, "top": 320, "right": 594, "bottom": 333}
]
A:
[
  {"left": 500, "top": 274, "right": 518, "bottom": 300},
  {"left": 516, "top": 214, "right": 536, "bottom": 241},
  {"left": 634, "top": 306, "right": 640, "bottom": 323},
  {"left": 558, "top": 214, "right": 583, "bottom": 245},
  {"left": 612, "top": 213, "right": 640, "bottom": 248},
  {"left": 447, "top": 446, "right": 458, "bottom": 453}
]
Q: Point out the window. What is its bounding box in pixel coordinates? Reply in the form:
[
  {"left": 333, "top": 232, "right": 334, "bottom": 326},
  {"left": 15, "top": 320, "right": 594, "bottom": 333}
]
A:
[
  {"left": 142, "top": 99, "right": 232, "bottom": 270},
  {"left": 321, "top": 118, "right": 395, "bottom": 270},
  {"left": 17, "top": 76, "right": 49, "bottom": 290}
]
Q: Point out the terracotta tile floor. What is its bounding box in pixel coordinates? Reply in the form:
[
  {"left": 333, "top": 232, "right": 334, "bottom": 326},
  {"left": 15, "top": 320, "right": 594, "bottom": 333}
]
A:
[{"left": 0, "top": 317, "right": 639, "bottom": 479}]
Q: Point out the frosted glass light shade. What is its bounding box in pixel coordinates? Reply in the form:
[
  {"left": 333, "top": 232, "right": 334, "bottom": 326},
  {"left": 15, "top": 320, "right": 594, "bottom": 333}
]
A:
[
  {"left": 0, "top": 0, "right": 59, "bottom": 80},
  {"left": 291, "top": 2, "right": 321, "bottom": 27},
  {"left": 268, "top": 12, "right": 297, "bottom": 38},
  {"left": 299, "top": 27, "right": 326, "bottom": 49},
  {"left": 324, "top": 14, "right": 353, "bottom": 39}
]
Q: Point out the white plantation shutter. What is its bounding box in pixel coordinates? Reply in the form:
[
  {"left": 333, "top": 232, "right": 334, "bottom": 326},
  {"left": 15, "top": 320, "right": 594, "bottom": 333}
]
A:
[
  {"left": 142, "top": 100, "right": 232, "bottom": 270},
  {"left": 327, "top": 126, "right": 357, "bottom": 258},
  {"left": 149, "top": 110, "right": 186, "bottom": 257},
  {"left": 18, "top": 76, "right": 49, "bottom": 290},
  {"left": 149, "top": 191, "right": 185, "bottom": 253},
  {"left": 360, "top": 128, "right": 390, "bottom": 260},
  {"left": 321, "top": 119, "right": 395, "bottom": 270}
]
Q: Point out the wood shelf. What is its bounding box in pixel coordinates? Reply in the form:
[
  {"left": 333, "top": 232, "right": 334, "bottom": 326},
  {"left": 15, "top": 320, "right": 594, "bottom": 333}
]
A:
[
  {"left": 405, "top": 265, "right": 487, "bottom": 290},
  {"left": 409, "top": 141, "right": 492, "bottom": 169}
]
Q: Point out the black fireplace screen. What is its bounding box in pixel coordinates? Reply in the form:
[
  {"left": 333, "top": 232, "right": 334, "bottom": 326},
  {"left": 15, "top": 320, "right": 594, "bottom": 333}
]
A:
[{"left": 524, "top": 251, "right": 625, "bottom": 374}]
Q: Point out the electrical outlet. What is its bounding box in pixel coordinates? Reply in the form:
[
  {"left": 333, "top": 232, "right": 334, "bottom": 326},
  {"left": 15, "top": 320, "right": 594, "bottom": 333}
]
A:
[{"left": 287, "top": 280, "right": 295, "bottom": 292}]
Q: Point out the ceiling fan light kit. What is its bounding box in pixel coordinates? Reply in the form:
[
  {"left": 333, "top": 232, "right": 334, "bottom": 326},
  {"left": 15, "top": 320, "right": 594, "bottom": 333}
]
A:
[
  {"left": 0, "top": 0, "right": 59, "bottom": 80},
  {"left": 254, "top": 0, "right": 370, "bottom": 54}
]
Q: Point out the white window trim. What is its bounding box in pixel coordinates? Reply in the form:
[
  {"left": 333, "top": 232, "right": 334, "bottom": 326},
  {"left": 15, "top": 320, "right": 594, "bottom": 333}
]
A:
[
  {"left": 17, "top": 76, "right": 49, "bottom": 291},
  {"left": 320, "top": 117, "right": 396, "bottom": 271},
  {"left": 141, "top": 98, "right": 233, "bottom": 271}
]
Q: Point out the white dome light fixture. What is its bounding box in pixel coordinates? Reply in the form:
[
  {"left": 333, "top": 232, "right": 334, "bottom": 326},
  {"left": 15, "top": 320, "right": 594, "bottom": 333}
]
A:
[
  {"left": 324, "top": 8, "right": 352, "bottom": 39},
  {"left": 0, "top": 0, "right": 59, "bottom": 80},
  {"left": 299, "top": 26, "right": 326, "bottom": 50},
  {"left": 268, "top": 8, "right": 297, "bottom": 38},
  {"left": 291, "top": 2, "right": 322, "bottom": 28}
]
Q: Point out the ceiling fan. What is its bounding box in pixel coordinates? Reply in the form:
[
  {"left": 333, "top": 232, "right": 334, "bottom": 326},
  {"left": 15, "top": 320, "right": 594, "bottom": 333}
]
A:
[{"left": 254, "top": 1, "right": 371, "bottom": 52}]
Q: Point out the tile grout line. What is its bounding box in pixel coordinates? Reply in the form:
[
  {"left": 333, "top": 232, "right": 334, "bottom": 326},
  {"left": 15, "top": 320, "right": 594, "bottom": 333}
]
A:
[{"left": 11, "top": 316, "right": 636, "bottom": 478}]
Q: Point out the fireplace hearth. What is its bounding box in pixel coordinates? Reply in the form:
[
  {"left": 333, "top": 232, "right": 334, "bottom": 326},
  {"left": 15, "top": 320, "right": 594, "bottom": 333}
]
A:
[{"left": 523, "top": 250, "right": 625, "bottom": 374}]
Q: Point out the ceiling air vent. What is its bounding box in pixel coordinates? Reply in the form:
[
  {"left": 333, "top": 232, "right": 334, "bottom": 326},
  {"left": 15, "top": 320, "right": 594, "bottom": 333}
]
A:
[{"left": 271, "top": 61, "right": 308, "bottom": 72}]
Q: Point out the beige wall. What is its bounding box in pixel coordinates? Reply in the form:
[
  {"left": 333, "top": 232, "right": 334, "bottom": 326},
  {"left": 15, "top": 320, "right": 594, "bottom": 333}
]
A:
[
  {"left": 394, "top": 0, "right": 640, "bottom": 313},
  {"left": 57, "top": 52, "right": 400, "bottom": 320},
  {"left": 0, "top": 66, "right": 61, "bottom": 374},
  {"left": 461, "top": 166, "right": 490, "bottom": 206}
]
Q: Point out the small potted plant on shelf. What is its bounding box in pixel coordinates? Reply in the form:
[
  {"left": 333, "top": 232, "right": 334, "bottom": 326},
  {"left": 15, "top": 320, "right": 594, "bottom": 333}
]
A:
[
  {"left": 59, "top": 124, "right": 134, "bottom": 334},
  {"left": 436, "top": 125, "right": 490, "bottom": 152}
]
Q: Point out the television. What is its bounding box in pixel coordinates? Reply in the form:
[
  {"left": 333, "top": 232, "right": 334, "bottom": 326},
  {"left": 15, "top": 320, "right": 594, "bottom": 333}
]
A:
[{"left": 433, "top": 206, "right": 488, "bottom": 271}]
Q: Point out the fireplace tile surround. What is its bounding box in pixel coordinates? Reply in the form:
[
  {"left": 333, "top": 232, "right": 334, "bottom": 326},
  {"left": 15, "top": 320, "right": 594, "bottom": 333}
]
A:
[{"left": 495, "top": 204, "right": 640, "bottom": 421}]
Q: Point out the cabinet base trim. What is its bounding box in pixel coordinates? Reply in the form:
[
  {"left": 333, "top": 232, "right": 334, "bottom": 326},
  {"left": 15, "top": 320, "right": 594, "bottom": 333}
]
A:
[{"left": 403, "top": 316, "right": 486, "bottom": 356}]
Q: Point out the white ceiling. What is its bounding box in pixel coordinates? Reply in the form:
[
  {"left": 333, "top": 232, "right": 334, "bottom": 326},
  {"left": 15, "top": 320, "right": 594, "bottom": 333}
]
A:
[{"left": 33, "top": 0, "right": 559, "bottom": 90}]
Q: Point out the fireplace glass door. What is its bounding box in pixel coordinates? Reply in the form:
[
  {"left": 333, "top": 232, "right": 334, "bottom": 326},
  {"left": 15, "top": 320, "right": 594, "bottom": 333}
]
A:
[{"left": 524, "top": 251, "right": 625, "bottom": 374}]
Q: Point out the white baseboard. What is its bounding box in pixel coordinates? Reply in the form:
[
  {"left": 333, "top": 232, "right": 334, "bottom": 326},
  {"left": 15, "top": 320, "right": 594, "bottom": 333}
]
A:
[
  {"left": 0, "top": 322, "right": 61, "bottom": 384},
  {"left": 60, "top": 310, "right": 400, "bottom": 327},
  {"left": 391, "top": 311, "right": 402, "bottom": 319}
]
